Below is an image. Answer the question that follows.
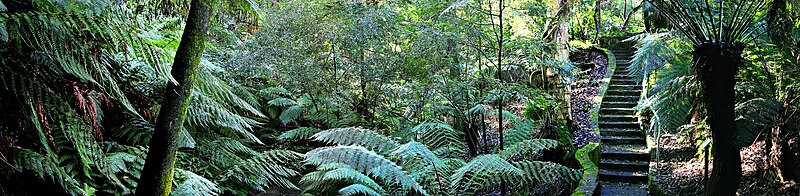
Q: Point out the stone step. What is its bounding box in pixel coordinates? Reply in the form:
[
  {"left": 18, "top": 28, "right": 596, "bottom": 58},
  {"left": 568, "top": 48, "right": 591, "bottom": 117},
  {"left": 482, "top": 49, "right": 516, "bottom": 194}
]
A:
[
  {"left": 606, "top": 89, "right": 641, "bottom": 96},
  {"left": 600, "top": 128, "right": 642, "bottom": 137},
  {"left": 603, "top": 95, "right": 640, "bottom": 102},
  {"left": 599, "top": 114, "right": 637, "bottom": 122},
  {"left": 608, "top": 84, "right": 640, "bottom": 91},
  {"left": 600, "top": 159, "right": 650, "bottom": 172},
  {"left": 600, "top": 107, "right": 635, "bottom": 115},
  {"left": 602, "top": 144, "right": 649, "bottom": 159},
  {"left": 601, "top": 135, "right": 645, "bottom": 145},
  {"left": 601, "top": 101, "right": 637, "bottom": 108},
  {"left": 599, "top": 121, "right": 639, "bottom": 129},
  {"left": 599, "top": 169, "right": 649, "bottom": 183},
  {"left": 611, "top": 79, "right": 639, "bottom": 85},
  {"left": 599, "top": 182, "right": 649, "bottom": 196}
]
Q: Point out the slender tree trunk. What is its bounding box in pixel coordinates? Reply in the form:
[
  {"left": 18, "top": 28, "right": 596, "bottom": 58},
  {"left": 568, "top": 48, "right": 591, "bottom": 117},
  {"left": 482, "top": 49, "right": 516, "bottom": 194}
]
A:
[
  {"left": 594, "top": 0, "right": 601, "bottom": 43},
  {"left": 136, "top": 0, "right": 213, "bottom": 195},
  {"left": 693, "top": 42, "right": 743, "bottom": 196}
]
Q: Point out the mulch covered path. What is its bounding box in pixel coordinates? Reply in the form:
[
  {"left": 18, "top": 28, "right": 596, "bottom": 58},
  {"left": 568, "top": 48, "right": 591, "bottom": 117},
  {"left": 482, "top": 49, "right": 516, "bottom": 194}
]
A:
[
  {"left": 651, "top": 134, "right": 799, "bottom": 195},
  {"left": 569, "top": 49, "right": 609, "bottom": 147}
]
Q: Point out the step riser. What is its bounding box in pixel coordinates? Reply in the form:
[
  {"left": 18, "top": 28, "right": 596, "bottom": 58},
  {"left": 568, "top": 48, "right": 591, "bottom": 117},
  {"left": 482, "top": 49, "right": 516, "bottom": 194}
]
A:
[
  {"left": 600, "top": 123, "right": 639, "bottom": 129},
  {"left": 601, "top": 153, "right": 650, "bottom": 161},
  {"left": 599, "top": 163, "right": 649, "bottom": 172},
  {"left": 599, "top": 173, "right": 648, "bottom": 183},
  {"left": 600, "top": 130, "right": 643, "bottom": 137},
  {"left": 608, "top": 85, "right": 639, "bottom": 91},
  {"left": 611, "top": 81, "right": 638, "bottom": 86},
  {"left": 602, "top": 102, "right": 637, "bottom": 108},
  {"left": 600, "top": 116, "right": 637, "bottom": 122},
  {"left": 600, "top": 109, "right": 635, "bottom": 116},
  {"left": 601, "top": 138, "right": 645, "bottom": 145},
  {"left": 606, "top": 90, "right": 641, "bottom": 96},
  {"left": 604, "top": 96, "right": 639, "bottom": 102}
]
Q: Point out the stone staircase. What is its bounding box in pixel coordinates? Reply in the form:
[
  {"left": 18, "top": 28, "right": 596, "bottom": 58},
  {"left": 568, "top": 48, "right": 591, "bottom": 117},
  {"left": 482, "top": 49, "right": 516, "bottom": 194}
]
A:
[{"left": 597, "top": 48, "right": 649, "bottom": 195}]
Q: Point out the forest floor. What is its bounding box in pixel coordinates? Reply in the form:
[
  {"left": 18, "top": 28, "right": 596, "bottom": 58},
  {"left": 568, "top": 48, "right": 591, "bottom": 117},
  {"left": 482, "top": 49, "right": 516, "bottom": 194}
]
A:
[
  {"left": 651, "top": 134, "right": 799, "bottom": 195},
  {"left": 569, "top": 49, "right": 609, "bottom": 147}
]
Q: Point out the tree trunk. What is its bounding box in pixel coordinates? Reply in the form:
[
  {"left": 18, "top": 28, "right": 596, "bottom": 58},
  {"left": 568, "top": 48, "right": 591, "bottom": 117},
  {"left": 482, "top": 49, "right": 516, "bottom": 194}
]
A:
[
  {"left": 135, "top": 0, "right": 213, "bottom": 195},
  {"left": 693, "top": 42, "right": 743, "bottom": 196}
]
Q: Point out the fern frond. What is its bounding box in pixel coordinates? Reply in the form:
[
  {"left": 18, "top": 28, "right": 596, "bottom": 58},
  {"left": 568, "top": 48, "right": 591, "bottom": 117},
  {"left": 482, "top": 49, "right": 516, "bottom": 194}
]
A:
[
  {"left": 734, "top": 98, "right": 782, "bottom": 148},
  {"left": 513, "top": 161, "right": 581, "bottom": 183},
  {"left": 269, "top": 97, "right": 298, "bottom": 107},
  {"left": 305, "top": 146, "right": 427, "bottom": 195},
  {"left": 625, "top": 32, "right": 680, "bottom": 81},
  {"left": 449, "top": 154, "right": 522, "bottom": 195},
  {"left": 173, "top": 169, "right": 220, "bottom": 196},
  {"left": 221, "top": 150, "right": 302, "bottom": 191},
  {"left": 411, "top": 122, "right": 463, "bottom": 150},
  {"left": 339, "top": 184, "right": 382, "bottom": 196},
  {"left": 324, "top": 168, "right": 386, "bottom": 194},
  {"left": 280, "top": 105, "right": 304, "bottom": 125},
  {"left": 312, "top": 127, "right": 400, "bottom": 154},
  {"left": 279, "top": 127, "right": 322, "bottom": 141},
  {"left": 498, "top": 120, "right": 542, "bottom": 150},
  {"left": 497, "top": 139, "right": 559, "bottom": 159}
]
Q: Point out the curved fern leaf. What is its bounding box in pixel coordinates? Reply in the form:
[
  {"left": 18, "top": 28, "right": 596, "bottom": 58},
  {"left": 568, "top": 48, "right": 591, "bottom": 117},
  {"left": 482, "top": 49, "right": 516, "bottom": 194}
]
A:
[
  {"left": 449, "top": 154, "right": 522, "bottom": 195},
  {"left": 339, "top": 184, "right": 381, "bottom": 196},
  {"left": 173, "top": 169, "right": 220, "bottom": 196},
  {"left": 279, "top": 127, "right": 322, "bottom": 141},
  {"left": 514, "top": 161, "right": 582, "bottom": 183},
  {"left": 411, "top": 122, "right": 462, "bottom": 150},
  {"left": 269, "top": 97, "right": 298, "bottom": 107},
  {"left": 280, "top": 105, "right": 304, "bottom": 125},
  {"left": 312, "top": 127, "right": 399, "bottom": 154},
  {"left": 305, "top": 146, "right": 427, "bottom": 195},
  {"left": 497, "top": 139, "right": 559, "bottom": 159}
]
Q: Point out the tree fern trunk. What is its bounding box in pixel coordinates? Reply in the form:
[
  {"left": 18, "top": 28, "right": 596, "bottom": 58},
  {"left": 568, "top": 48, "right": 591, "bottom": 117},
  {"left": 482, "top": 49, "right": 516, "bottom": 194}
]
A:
[
  {"left": 693, "top": 42, "right": 743, "bottom": 196},
  {"left": 136, "top": 0, "right": 213, "bottom": 195}
]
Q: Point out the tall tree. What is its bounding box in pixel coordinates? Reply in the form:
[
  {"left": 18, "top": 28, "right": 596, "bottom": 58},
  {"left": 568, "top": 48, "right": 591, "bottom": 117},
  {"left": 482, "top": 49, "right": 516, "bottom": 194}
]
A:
[
  {"left": 646, "top": 0, "right": 775, "bottom": 195},
  {"left": 136, "top": 0, "right": 214, "bottom": 195}
]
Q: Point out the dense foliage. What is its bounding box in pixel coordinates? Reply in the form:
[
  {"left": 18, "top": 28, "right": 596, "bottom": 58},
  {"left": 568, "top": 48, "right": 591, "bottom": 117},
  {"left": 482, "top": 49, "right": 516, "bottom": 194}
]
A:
[{"left": 0, "top": 0, "right": 797, "bottom": 195}]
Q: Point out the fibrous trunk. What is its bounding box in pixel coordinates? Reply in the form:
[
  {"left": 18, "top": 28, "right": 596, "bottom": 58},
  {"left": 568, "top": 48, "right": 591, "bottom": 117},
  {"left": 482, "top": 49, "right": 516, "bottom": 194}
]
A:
[
  {"left": 693, "top": 42, "right": 743, "bottom": 196},
  {"left": 135, "top": 0, "right": 213, "bottom": 195}
]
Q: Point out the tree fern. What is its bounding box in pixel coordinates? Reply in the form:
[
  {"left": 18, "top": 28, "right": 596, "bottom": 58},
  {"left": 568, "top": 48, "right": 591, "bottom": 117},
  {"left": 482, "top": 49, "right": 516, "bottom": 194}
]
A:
[
  {"left": 498, "top": 120, "right": 542, "bottom": 151},
  {"left": 339, "top": 184, "right": 382, "bottom": 196},
  {"left": 410, "top": 122, "right": 463, "bottom": 151},
  {"left": 173, "top": 169, "right": 220, "bottom": 196},
  {"left": 221, "top": 150, "right": 302, "bottom": 192},
  {"left": 312, "top": 127, "right": 400, "bottom": 154},
  {"left": 304, "top": 146, "right": 427, "bottom": 195},
  {"left": 497, "top": 139, "right": 559, "bottom": 159},
  {"left": 624, "top": 32, "right": 682, "bottom": 82},
  {"left": 734, "top": 98, "right": 782, "bottom": 148},
  {"left": 449, "top": 154, "right": 522, "bottom": 195},
  {"left": 269, "top": 97, "right": 299, "bottom": 107},
  {"left": 513, "top": 161, "right": 582, "bottom": 183},
  {"left": 280, "top": 105, "right": 304, "bottom": 125},
  {"left": 279, "top": 127, "right": 322, "bottom": 141}
]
